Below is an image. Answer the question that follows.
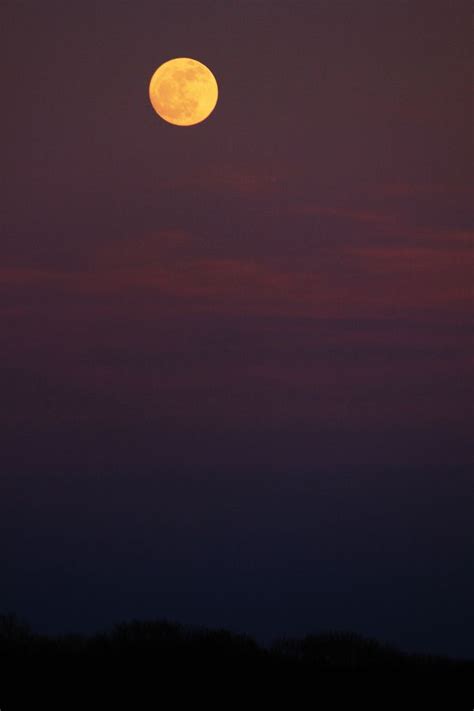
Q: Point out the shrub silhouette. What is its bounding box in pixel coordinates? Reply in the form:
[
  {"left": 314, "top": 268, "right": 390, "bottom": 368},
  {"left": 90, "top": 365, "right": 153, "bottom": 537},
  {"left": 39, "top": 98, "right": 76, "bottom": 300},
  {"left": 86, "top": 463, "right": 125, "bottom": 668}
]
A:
[
  {"left": 0, "top": 612, "right": 32, "bottom": 642},
  {"left": 272, "top": 631, "right": 405, "bottom": 669}
]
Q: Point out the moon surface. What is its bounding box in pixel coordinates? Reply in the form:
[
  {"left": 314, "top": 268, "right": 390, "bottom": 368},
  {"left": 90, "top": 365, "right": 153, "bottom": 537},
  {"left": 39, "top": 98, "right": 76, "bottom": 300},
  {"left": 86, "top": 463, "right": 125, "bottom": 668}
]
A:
[{"left": 149, "top": 58, "right": 218, "bottom": 127}]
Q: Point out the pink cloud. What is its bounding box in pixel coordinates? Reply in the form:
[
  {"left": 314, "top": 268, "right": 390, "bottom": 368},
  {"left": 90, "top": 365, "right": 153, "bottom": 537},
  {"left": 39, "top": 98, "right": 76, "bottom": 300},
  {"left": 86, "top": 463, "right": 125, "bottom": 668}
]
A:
[
  {"left": 159, "top": 164, "right": 282, "bottom": 198},
  {"left": 381, "top": 183, "right": 474, "bottom": 198},
  {"left": 2, "top": 225, "right": 471, "bottom": 322},
  {"left": 295, "top": 204, "right": 396, "bottom": 227}
]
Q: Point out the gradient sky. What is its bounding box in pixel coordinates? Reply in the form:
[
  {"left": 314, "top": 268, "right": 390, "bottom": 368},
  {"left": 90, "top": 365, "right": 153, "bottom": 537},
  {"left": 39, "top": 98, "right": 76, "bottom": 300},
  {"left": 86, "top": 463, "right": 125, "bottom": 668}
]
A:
[{"left": 1, "top": 0, "right": 473, "bottom": 657}]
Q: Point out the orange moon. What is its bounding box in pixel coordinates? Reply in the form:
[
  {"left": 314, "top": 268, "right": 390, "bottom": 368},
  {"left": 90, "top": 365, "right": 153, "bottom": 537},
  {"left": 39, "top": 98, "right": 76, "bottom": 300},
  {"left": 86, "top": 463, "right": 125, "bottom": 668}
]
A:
[{"left": 149, "top": 58, "right": 218, "bottom": 127}]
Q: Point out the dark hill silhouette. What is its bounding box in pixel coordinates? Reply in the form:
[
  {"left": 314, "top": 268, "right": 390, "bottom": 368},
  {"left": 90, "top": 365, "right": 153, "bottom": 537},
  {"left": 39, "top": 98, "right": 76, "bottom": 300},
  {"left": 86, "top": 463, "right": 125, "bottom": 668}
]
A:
[{"left": 1, "top": 613, "right": 472, "bottom": 707}]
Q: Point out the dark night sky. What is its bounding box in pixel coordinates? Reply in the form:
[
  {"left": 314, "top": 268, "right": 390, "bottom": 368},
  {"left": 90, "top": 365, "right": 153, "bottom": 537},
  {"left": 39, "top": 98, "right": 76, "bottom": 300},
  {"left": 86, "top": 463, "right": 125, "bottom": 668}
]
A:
[{"left": 1, "top": 1, "right": 473, "bottom": 657}]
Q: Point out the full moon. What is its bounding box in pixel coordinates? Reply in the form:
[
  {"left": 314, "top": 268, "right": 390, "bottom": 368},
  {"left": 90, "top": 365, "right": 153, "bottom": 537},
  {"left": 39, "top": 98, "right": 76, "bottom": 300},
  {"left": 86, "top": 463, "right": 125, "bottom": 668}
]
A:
[{"left": 149, "top": 58, "right": 218, "bottom": 127}]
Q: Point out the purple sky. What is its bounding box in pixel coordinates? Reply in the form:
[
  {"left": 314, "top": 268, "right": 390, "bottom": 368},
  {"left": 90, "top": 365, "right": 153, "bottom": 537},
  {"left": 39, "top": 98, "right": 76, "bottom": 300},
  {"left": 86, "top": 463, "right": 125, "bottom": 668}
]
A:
[{"left": 1, "top": 0, "right": 473, "bottom": 657}]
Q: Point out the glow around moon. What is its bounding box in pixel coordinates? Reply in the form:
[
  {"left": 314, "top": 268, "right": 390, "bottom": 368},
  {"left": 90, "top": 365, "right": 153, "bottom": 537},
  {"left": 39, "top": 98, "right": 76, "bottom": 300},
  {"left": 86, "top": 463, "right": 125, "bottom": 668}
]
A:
[{"left": 149, "top": 58, "right": 218, "bottom": 127}]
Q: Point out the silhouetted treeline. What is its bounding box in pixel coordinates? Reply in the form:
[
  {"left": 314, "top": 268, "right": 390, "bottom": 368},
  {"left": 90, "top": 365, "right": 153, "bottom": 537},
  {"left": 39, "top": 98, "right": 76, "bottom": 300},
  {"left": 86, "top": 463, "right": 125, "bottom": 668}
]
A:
[
  {"left": 1, "top": 613, "right": 472, "bottom": 707},
  {"left": 1, "top": 613, "right": 472, "bottom": 669}
]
